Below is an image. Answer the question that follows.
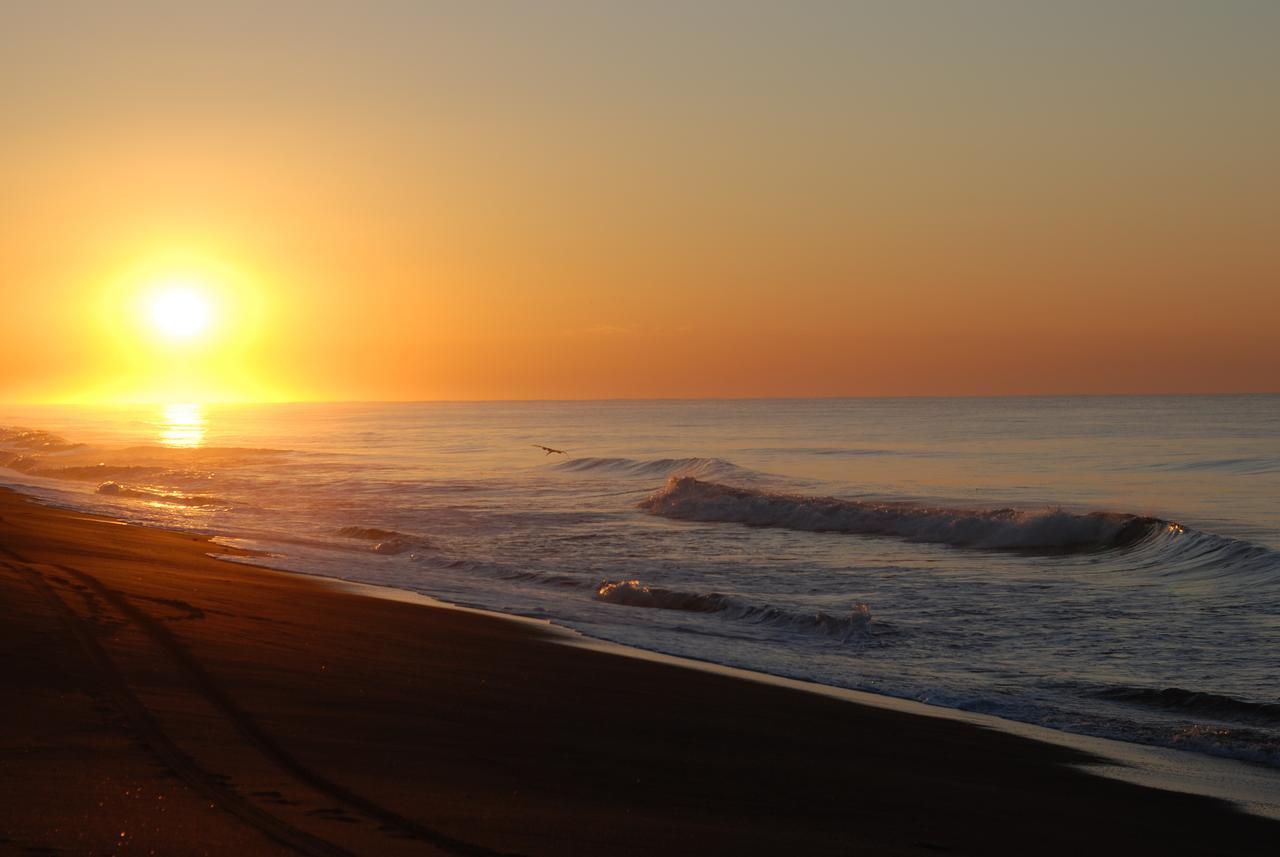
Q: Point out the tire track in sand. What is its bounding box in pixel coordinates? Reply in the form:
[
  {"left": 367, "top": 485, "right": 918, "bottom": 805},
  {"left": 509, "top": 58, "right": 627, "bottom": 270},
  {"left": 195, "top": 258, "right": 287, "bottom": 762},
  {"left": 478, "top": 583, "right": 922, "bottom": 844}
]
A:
[
  {"left": 1, "top": 543, "right": 525, "bottom": 857},
  {"left": 0, "top": 551, "right": 357, "bottom": 857}
]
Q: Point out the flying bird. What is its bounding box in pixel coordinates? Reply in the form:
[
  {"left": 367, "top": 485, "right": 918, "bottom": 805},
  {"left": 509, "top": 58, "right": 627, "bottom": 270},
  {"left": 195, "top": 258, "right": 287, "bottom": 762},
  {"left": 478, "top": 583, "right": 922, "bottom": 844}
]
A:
[{"left": 533, "top": 444, "right": 567, "bottom": 456}]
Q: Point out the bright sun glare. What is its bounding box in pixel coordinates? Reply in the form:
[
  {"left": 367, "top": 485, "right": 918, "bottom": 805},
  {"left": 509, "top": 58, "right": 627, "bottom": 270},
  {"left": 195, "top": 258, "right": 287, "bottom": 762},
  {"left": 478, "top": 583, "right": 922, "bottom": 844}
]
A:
[
  {"left": 95, "top": 256, "right": 271, "bottom": 403},
  {"left": 149, "top": 286, "right": 210, "bottom": 339}
]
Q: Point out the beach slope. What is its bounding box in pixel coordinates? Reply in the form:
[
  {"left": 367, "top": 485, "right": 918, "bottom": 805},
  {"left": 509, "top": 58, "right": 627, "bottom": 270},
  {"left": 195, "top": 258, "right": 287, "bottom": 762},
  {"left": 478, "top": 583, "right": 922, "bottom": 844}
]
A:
[{"left": 0, "top": 487, "right": 1274, "bottom": 856}]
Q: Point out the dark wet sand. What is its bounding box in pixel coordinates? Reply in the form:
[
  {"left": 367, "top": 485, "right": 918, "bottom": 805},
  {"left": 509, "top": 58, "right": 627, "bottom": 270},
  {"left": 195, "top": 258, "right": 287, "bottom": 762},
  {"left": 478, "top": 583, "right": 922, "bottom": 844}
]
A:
[{"left": 0, "top": 486, "right": 1274, "bottom": 856}]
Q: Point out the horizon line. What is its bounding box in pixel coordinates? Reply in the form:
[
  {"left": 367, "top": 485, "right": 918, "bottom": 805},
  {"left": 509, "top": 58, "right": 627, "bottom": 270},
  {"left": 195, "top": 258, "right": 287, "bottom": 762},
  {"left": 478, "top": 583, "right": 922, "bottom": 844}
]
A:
[{"left": 4, "top": 390, "right": 1278, "bottom": 408}]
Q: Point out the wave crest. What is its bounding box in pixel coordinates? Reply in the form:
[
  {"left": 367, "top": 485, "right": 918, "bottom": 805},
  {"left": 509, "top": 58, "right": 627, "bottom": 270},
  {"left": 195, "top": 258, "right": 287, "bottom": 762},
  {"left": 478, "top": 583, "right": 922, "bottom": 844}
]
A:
[
  {"left": 594, "top": 578, "right": 874, "bottom": 641},
  {"left": 641, "top": 477, "right": 1164, "bottom": 551},
  {"left": 335, "top": 525, "right": 437, "bottom": 555}
]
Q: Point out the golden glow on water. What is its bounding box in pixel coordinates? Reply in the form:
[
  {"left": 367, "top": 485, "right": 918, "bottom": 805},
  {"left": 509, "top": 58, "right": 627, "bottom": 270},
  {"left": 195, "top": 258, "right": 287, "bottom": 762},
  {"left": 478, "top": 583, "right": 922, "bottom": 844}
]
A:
[{"left": 159, "top": 403, "right": 206, "bottom": 448}]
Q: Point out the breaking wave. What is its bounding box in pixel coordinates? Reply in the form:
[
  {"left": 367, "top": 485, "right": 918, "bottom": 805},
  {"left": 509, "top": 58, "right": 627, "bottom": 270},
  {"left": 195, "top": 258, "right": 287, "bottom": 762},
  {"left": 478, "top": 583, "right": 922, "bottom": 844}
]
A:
[
  {"left": 641, "top": 477, "right": 1166, "bottom": 551},
  {"left": 336, "top": 526, "right": 406, "bottom": 541},
  {"left": 594, "top": 578, "right": 875, "bottom": 642},
  {"left": 335, "top": 525, "right": 437, "bottom": 555}
]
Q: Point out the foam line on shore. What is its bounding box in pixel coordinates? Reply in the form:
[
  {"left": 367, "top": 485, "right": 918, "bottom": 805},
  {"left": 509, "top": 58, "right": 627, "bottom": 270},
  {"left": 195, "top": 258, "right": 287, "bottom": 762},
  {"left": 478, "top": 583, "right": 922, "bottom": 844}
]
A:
[{"left": 276, "top": 553, "right": 1280, "bottom": 821}]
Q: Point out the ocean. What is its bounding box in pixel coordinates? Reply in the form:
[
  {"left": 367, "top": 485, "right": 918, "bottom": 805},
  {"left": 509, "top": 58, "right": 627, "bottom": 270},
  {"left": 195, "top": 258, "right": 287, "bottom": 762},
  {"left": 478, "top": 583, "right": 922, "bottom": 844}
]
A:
[{"left": 2, "top": 396, "right": 1277, "bottom": 768}]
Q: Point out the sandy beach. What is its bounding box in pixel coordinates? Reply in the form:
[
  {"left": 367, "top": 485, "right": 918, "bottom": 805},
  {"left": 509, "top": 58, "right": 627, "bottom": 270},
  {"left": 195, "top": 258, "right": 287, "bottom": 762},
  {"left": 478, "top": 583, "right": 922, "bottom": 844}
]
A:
[{"left": 1, "top": 486, "right": 1275, "bottom": 856}]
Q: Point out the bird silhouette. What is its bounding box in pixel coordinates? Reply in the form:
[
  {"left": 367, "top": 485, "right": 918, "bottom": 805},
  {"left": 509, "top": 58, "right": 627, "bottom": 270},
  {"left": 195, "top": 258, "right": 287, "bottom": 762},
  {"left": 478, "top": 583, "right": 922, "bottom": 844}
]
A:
[{"left": 533, "top": 444, "right": 567, "bottom": 456}]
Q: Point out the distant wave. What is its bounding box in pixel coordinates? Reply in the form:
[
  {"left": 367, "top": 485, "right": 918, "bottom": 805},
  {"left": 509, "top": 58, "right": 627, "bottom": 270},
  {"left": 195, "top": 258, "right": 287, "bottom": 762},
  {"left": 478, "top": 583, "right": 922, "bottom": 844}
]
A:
[
  {"left": 148, "top": 445, "right": 289, "bottom": 462},
  {"left": 15, "top": 462, "right": 172, "bottom": 482},
  {"left": 1, "top": 426, "right": 294, "bottom": 505},
  {"left": 334, "top": 525, "right": 437, "bottom": 555},
  {"left": 554, "top": 456, "right": 756, "bottom": 482},
  {"left": 1148, "top": 457, "right": 1280, "bottom": 476},
  {"left": 743, "top": 447, "right": 894, "bottom": 457},
  {"left": 641, "top": 477, "right": 1165, "bottom": 551},
  {"left": 0, "top": 427, "right": 84, "bottom": 452},
  {"left": 96, "top": 481, "right": 228, "bottom": 508},
  {"left": 595, "top": 578, "right": 875, "bottom": 642},
  {"left": 1092, "top": 686, "right": 1280, "bottom": 726},
  {"left": 2, "top": 427, "right": 286, "bottom": 469}
]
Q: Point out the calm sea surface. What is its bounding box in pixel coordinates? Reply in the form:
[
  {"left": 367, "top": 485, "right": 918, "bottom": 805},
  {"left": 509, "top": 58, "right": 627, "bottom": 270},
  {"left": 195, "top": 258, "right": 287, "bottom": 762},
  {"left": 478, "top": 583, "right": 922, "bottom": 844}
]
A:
[{"left": 3, "top": 397, "right": 1278, "bottom": 765}]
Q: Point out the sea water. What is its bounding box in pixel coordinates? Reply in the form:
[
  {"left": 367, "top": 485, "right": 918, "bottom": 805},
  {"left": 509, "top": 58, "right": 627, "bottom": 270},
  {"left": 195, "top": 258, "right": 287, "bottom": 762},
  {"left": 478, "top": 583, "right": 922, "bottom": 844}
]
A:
[{"left": 2, "top": 396, "right": 1277, "bottom": 767}]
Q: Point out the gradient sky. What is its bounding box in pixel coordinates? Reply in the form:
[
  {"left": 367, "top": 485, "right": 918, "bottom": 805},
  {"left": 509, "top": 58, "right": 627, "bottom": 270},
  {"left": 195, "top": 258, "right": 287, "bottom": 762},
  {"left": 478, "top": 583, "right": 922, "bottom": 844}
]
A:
[{"left": 3, "top": 1, "right": 1277, "bottom": 402}]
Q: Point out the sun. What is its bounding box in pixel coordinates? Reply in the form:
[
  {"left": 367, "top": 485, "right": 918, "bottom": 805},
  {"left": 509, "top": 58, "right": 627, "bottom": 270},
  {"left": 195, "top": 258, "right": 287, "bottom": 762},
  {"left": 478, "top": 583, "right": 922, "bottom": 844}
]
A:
[
  {"left": 148, "top": 285, "right": 211, "bottom": 339},
  {"left": 87, "top": 255, "right": 280, "bottom": 403}
]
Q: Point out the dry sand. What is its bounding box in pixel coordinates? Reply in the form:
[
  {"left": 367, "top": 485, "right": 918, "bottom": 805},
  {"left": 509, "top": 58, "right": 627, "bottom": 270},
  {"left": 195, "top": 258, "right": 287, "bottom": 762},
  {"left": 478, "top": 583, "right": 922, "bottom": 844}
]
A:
[{"left": 1, "top": 487, "right": 1275, "bottom": 856}]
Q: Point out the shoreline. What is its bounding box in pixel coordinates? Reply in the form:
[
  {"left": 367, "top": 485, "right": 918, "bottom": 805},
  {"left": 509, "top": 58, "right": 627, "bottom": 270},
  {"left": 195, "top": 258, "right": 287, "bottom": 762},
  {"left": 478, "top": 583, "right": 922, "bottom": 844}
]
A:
[
  {"left": 2, "top": 484, "right": 1277, "bottom": 855},
  {"left": 8, "top": 470, "right": 1276, "bottom": 791},
  {"left": 290, "top": 570, "right": 1280, "bottom": 822}
]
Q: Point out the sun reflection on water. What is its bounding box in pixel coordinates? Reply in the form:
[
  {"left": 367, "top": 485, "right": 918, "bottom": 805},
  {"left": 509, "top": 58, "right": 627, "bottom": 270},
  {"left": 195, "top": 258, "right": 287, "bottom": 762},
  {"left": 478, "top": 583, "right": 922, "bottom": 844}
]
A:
[{"left": 160, "top": 403, "right": 206, "bottom": 448}]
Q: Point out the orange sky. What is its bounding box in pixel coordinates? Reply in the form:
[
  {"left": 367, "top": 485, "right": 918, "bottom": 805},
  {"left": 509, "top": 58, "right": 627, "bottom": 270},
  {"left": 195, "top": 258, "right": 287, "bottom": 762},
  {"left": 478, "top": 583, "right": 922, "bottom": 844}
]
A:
[{"left": 2, "top": 3, "right": 1277, "bottom": 402}]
